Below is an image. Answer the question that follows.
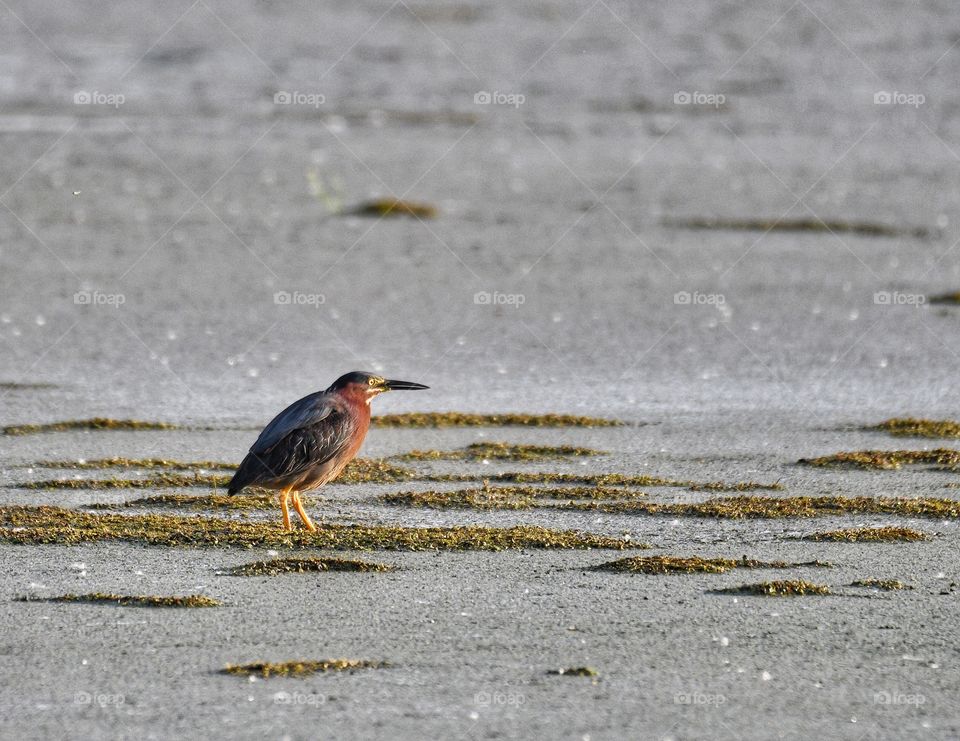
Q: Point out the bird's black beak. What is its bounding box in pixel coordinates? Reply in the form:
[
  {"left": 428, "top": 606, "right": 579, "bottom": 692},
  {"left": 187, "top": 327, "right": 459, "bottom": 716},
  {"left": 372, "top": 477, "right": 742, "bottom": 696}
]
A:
[{"left": 383, "top": 379, "right": 429, "bottom": 391}]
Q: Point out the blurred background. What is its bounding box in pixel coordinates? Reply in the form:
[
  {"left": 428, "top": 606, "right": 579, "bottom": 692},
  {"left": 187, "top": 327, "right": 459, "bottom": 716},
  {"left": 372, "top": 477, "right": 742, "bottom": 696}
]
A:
[{"left": 2, "top": 0, "right": 958, "bottom": 426}]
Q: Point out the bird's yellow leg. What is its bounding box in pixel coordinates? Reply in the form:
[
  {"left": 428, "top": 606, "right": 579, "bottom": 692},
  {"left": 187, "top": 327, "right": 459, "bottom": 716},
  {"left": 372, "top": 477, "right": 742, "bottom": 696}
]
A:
[
  {"left": 279, "top": 488, "right": 292, "bottom": 531},
  {"left": 291, "top": 492, "right": 317, "bottom": 532}
]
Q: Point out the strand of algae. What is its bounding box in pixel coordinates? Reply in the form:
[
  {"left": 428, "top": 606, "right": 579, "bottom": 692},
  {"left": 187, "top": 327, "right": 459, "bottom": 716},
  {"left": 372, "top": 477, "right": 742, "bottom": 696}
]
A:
[
  {"left": 3, "top": 418, "right": 181, "bottom": 435},
  {"left": 16, "top": 593, "right": 219, "bottom": 607},
  {"left": 593, "top": 555, "right": 831, "bottom": 574},
  {"left": 799, "top": 449, "right": 960, "bottom": 470},
  {"left": 803, "top": 527, "right": 932, "bottom": 542},
  {"left": 385, "top": 490, "right": 960, "bottom": 519},
  {"left": 398, "top": 442, "right": 605, "bottom": 461},
  {"left": 711, "top": 580, "right": 832, "bottom": 596},
  {"left": 371, "top": 412, "right": 624, "bottom": 428},
  {"left": 223, "top": 557, "right": 395, "bottom": 576},
  {"left": 866, "top": 418, "right": 960, "bottom": 439},
  {"left": 222, "top": 660, "right": 385, "bottom": 677},
  {"left": 0, "top": 506, "right": 643, "bottom": 550}
]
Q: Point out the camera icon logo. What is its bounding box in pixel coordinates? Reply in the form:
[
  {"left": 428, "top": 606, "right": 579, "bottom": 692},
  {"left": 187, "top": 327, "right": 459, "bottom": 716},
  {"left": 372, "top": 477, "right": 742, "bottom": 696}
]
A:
[
  {"left": 274, "top": 91, "right": 291, "bottom": 105},
  {"left": 274, "top": 291, "right": 292, "bottom": 305},
  {"left": 74, "top": 91, "right": 91, "bottom": 105},
  {"left": 674, "top": 91, "right": 691, "bottom": 105},
  {"left": 674, "top": 291, "right": 692, "bottom": 305},
  {"left": 474, "top": 291, "right": 492, "bottom": 305},
  {"left": 873, "top": 291, "right": 891, "bottom": 305},
  {"left": 74, "top": 290, "right": 92, "bottom": 305},
  {"left": 474, "top": 91, "right": 491, "bottom": 105},
  {"left": 874, "top": 91, "right": 892, "bottom": 105}
]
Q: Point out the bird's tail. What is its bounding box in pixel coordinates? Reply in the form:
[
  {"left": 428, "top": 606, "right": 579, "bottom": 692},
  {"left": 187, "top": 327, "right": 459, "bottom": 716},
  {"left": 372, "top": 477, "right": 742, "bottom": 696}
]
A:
[{"left": 227, "top": 453, "right": 261, "bottom": 495}]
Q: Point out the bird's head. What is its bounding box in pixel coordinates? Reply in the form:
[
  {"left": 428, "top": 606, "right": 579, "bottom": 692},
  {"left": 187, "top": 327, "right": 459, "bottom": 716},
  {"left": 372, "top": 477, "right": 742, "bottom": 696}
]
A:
[{"left": 328, "top": 371, "right": 429, "bottom": 404}]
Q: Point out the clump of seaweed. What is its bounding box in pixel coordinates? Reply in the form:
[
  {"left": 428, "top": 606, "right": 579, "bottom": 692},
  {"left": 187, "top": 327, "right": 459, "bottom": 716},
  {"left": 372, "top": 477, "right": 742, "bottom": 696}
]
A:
[
  {"left": 804, "top": 527, "right": 932, "bottom": 542},
  {"left": 3, "top": 418, "right": 179, "bottom": 435},
  {"left": 798, "top": 449, "right": 960, "bottom": 470},
  {"left": 21, "top": 458, "right": 417, "bottom": 491},
  {"left": 221, "top": 660, "right": 385, "bottom": 678},
  {"left": 663, "top": 217, "right": 929, "bottom": 239},
  {"left": 850, "top": 579, "right": 911, "bottom": 590},
  {"left": 223, "top": 557, "right": 395, "bottom": 576},
  {"left": 384, "top": 490, "right": 960, "bottom": 519},
  {"left": 593, "top": 555, "right": 831, "bottom": 574},
  {"left": 399, "top": 442, "right": 605, "bottom": 461},
  {"left": 0, "top": 506, "right": 642, "bottom": 551},
  {"left": 547, "top": 667, "right": 599, "bottom": 677},
  {"left": 16, "top": 593, "right": 219, "bottom": 607},
  {"left": 867, "top": 418, "right": 960, "bottom": 439},
  {"left": 711, "top": 580, "right": 832, "bottom": 597},
  {"left": 348, "top": 198, "right": 437, "bottom": 219},
  {"left": 371, "top": 412, "right": 624, "bottom": 428}
]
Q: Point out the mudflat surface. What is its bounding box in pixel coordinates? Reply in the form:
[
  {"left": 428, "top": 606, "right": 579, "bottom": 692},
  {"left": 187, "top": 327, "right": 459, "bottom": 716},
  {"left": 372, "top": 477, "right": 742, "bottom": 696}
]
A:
[{"left": 2, "top": 1, "right": 960, "bottom": 739}]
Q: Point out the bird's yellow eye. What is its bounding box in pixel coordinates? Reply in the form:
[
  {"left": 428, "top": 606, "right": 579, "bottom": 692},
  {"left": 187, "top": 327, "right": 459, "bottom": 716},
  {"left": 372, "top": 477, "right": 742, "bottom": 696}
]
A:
[{"left": 368, "top": 377, "right": 377, "bottom": 386}]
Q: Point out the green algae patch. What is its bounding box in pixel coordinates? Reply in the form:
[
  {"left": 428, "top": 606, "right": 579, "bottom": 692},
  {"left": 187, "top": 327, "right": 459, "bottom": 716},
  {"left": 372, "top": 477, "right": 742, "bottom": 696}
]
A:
[
  {"left": 850, "top": 579, "right": 912, "bottom": 590},
  {"left": 798, "top": 449, "right": 960, "bottom": 470},
  {"left": 0, "top": 506, "right": 640, "bottom": 551},
  {"left": 663, "top": 217, "right": 930, "bottom": 239},
  {"left": 593, "top": 555, "right": 831, "bottom": 575},
  {"left": 711, "top": 580, "right": 832, "bottom": 597},
  {"left": 223, "top": 557, "right": 395, "bottom": 576},
  {"left": 17, "top": 592, "right": 219, "bottom": 607},
  {"left": 3, "top": 418, "right": 179, "bottom": 435},
  {"left": 222, "top": 660, "right": 385, "bottom": 678},
  {"left": 36, "top": 457, "right": 237, "bottom": 471},
  {"left": 399, "top": 442, "right": 605, "bottom": 461},
  {"left": 547, "top": 667, "right": 599, "bottom": 677},
  {"left": 804, "top": 526, "right": 932, "bottom": 542},
  {"left": 371, "top": 412, "right": 624, "bottom": 428},
  {"left": 20, "top": 459, "right": 417, "bottom": 491},
  {"left": 867, "top": 418, "right": 960, "bottom": 439}
]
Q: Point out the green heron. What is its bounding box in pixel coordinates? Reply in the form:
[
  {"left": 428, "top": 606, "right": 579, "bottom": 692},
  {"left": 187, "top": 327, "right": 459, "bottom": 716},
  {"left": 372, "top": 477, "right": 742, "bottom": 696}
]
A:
[{"left": 228, "top": 371, "right": 428, "bottom": 530}]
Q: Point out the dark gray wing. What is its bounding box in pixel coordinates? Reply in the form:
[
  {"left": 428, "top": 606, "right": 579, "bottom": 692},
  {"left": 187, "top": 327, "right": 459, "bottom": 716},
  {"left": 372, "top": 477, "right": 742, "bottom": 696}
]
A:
[
  {"left": 228, "top": 391, "right": 356, "bottom": 493},
  {"left": 250, "top": 390, "right": 335, "bottom": 454}
]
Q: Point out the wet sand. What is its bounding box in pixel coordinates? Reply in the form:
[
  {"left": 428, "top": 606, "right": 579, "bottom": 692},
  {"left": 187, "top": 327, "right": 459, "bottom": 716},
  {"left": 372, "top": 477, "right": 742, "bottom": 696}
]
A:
[{"left": 2, "top": 1, "right": 960, "bottom": 739}]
